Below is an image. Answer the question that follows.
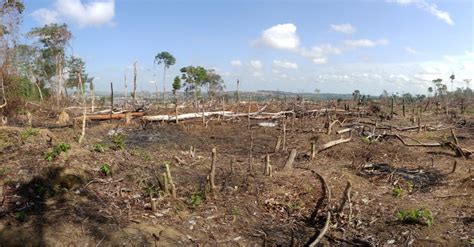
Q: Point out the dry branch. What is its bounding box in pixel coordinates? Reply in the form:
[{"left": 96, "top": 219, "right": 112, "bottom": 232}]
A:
[{"left": 319, "top": 138, "right": 352, "bottom": 152}]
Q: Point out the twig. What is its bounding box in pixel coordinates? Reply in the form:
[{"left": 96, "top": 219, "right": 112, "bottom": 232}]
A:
[{"left": 308, "top": 212, "right": 331, "bottom": 247}]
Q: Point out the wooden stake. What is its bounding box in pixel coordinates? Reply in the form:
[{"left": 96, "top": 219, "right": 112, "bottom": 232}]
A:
[
  {"left": 249, "top": 131, "right": 254, "bottom": 173},
  {"left": 165, "top": 163, "right": 176, "bottom": 198},
  {"left": 209, "top": 148, "right": 217, "bottom": 192},
  {"left": 274, "top": 135, "right": 282, "bottom": 153},
  {"left": 265, "top": 154, "right": 271, "bottom": 176},
  {"left": 282, "top": 118, "right": 287, "bottom": 151},
  {"left": 151, "top": 198, "right": 157, "bottom": 212},
  {"left": 311, "top": 142, "right": 317, "bottom": 160}
]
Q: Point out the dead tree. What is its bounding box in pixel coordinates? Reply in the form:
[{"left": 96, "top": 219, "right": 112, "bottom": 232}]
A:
[
  {"left": 265, "top": 154, "right": 272, "bottom": 176},
  {"left": 133, "top": 61, "right": 138, "bottom": 104},
  {"left": 274, "top": 135, "right": 282, "bottom": 153},
  {"left": 78, "top": 73, "right": 87, "bottom": 144}
]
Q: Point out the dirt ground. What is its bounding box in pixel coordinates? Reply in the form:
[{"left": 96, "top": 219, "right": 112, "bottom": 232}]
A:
[{"left": 0, "top": 101, "right": 472, "bottom": 246}]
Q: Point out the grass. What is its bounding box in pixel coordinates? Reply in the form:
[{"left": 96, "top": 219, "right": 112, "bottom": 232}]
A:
[
  {"left": 20, "top": 128, "right": 39, "bottom": 141},
  {"left": 0, "top": 167, "right": 10, "bottom": 178},
  {"left": 189, "top": 191, "right": 204, "bottom": 208},
  {"left": 44, "top": 142, "right": 71, "bottom": 161},
  {"left": 392, "top": 186, "right": 405, "bottom": 198},
  {"left": 397, "top": 207, "right": 433, "bottom": 227},
  {"left": 100, "top": 163, "right": 112, "bottom": 176},
  {"left": 111, "top": 133, "right": 126, "bottom": 150},
  {"left": 93, "top": 143, "right": 106, "bottom": 153}
]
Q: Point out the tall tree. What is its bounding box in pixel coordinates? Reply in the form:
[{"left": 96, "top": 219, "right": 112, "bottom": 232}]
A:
[
  {"left": 180, "top": 65, "right": 206, "bottom": 105},
  {"left": 0, "top": 0, "right": 25, "bottom": 109},
  {"left": 449, "top": 73, "right": 455, "bottom": 92},
  {"left": 172, "top": 75, "right": 181, "bottom": 97},
  {"left": 65, "top": 55, "right": 92, "bottom": 95},
  {"left": 155, "top": 51, "right": 176, "bottom": 104},
  {"left": 28, "top": 23, "right": 72, "bottom": 106},
  {"left": 205, "top": 69, "right": 225, "bottom": 99}
]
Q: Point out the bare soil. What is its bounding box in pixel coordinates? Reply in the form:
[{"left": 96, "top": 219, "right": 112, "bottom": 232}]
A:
[{"left": 0, "top": 102, "right": 472, "bottom": 246}]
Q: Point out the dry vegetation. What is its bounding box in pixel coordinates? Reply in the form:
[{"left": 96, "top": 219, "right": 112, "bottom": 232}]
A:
[{"left": 0, "top": 98, "right": 472, "bottom": 246}]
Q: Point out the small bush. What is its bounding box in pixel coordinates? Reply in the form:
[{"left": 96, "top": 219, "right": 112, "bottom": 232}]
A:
[
  {"left": 100, "top": 163, "right": 111, "bottom": 176},
  {"left": 44, "top": 142, "right": 71, "bottom": 161},
  {"left": 392, "top": 186, "right": 405, "bottom": 198},
  {"left": 111, "top": 133, "right": 126, "bottom": 150},
  {"left": 20, "top": 128, "right": 39, "bottom": 141},
  {"left": 189, "top": 192, "right": 203, "bottom": 208},
  {"left": 397, "top": 207, "right": 433, "bottom": 227},
  {"left": 93, "top": 143, "right": 106, "bottom": 153}
]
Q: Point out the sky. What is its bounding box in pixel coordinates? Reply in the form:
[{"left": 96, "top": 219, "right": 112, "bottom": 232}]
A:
[{"left": 21, "top": 0, "right": 474, "bottom": 95}]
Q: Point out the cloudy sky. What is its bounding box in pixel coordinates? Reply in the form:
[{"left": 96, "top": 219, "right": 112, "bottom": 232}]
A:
[{"left": 23, "top": 0, "right": 473, "bottom": 95}]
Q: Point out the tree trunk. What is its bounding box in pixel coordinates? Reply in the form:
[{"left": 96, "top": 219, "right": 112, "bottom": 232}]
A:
[
  {"left": 163, "top": 65, "right": 166, "bottom": 105},
  {"left": 133, "top": 61, "right": 138, "bottom": 104}
]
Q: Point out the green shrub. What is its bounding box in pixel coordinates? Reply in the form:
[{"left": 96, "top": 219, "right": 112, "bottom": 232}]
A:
[
  {"left": 20, "top": 128, "right": 39, "bottom": 141},
  {"left": 44, "top": 142, "right": 71, "bottom": 161},
  {"left": 100, "top": 163, "right": 111, "bottom": 176},
  {"left": 190, "top": 192, "right": 203, "bottom": 208},
  {"left": 111, "top": 133, "right": 126, "bottom": 150},
  {"left": 392, "top": 186, "right": 405, "bottom": 198},
  {"left": 93, "top": 143, "right": 106, "bottom": 153},
  {"left": 397, "top": 207, "right": 433, "bottom": 227}
]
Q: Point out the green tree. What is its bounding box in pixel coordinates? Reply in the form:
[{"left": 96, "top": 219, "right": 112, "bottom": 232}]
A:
[
  {"left": 205, "top": 69, "right": 225, "bottom": 99},
  {"left": 65, "top": 55, "right": 93, "bottom": 95},
  {"left": 155, "top": 51, "right": 176, "bottom": 104},
  {"left": 449, "top": 73, "right": 455, "bottom": 92},
  {"left": 180, "top": 66, "right": 207, "bottom": 104},
  {"left": 172, "top": 76, "right": 181, "bottom": 96},
  {"left": 28, "top": 23, "right": 72, "bottom": 105},
  {"left": 352, "top": 90, "right": 361, "bottom": 104}
]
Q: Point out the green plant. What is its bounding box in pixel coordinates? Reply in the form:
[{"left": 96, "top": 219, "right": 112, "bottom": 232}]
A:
[
  {"left": 361, "top": 136, "right": 372, "bottom": 144},
  {"left": 111, "top": 133, "right": 126, "bottom": 150},
  {"left": 44, "top": 142, "right": 71, "bottom": 161},
  {"left": 20, "top": 128, "right": 39, "bottom": 141},
  {"left": 397, "top": 207, "right": 433, "bottom": 227},
  {"left": 100, "top": 163, "right": 111, "bottom": 176},
  {"left": 392, "top": 186, "right": 405, "bottom": 198},
  {"left": 190, "top": 192, "right": 203, "bottom": 208},
  {"left": 0, "top": 167, "right": 10, "bottom": 178},
  {"left": 93, "top": 143, "right": 106, "bottom": 153},
  {"left": 15, "top": 211, "right": 26, "bottom": 222}
]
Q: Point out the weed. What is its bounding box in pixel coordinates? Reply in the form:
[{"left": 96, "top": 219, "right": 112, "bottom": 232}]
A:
[
  {"left": 20, "top": 128, "right": 39, "bottom": 141},
  {"left": 100, "top": 163, "right": 111, "bottom": 176},
  {"left": 287, "top": 200, "right": 304, "bottom": 210},
  {"left": 15, "top": 211, "right": 26, "bottom": 222},
  {"left": 111, "top": 133, "right": 126, "bottom": 150},
  {"left": 190, "top": 191, "right": 203, "bottom": 208},
  {"left": 0, "top": 167, "right": 10, "bottom": 178},
  {"left": 93, "top": 143, "right": 106, "bottom": 153},
  {"left": 361, "top": 136, "right": 372, "bottom": 144},
  {"left": 231, "top": 206, "right": 240, "bottom": 216},
  {"left": 392, "top": 186, "right": 405, "bottom": 198},
  {"left": 397, "top": 207, "right": 433, "bottom": 227},
  {"left": 44, "top": 142, "right": 71, "bottom": 161}
]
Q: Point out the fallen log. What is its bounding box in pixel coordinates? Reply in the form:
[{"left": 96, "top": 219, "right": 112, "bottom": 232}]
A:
[
  {"left": 76, "top": 112, "right": 145, "bottom": 121},
  {"left": 142, "top": 111, "right": 234, "bottom": 122},
  {"left": 386, "top": 134, "right": 472, "bottom": 158},
  {"left": 318, "top": 138, "right": 352, "bottom": 152}
]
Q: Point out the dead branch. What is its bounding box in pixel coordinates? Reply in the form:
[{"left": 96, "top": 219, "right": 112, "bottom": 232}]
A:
[{"left": 318, "top": 138, "right": 352, "bottom": 152}]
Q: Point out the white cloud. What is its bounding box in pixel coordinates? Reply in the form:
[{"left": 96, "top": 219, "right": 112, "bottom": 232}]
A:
[
  {"left": 31, "top": 8, "right": 60, "bottom": 25},
  {"left": 250, "top": 60, "right": 263, "bottom": 69},
  {"left": 32, "top": 0, "right": 115, "bottom": 28},
  {"left": 273, "top": 60, "right": 298, "bottom": 69},
  {"left": 230, "top": 60, "right": 242, "bottom": 67},
  {"left": 389, "top": 0, "right": 454, "bottom": 25},
  {"left": 312, "top": 58, "right": 328, "bottom": 64},
  {"left": 404, "top": 46, "right": 419, "bottom": 54},
  {"left": 344, "top": 39, "right": 389, "bottom": 48},
  {"left": 254, "top": 23, "right": 300, "bottom": 50},
  {"left": 56, "top": 0, "right": 115, "bottom": 27},
  {"left": 330, "top": 23, "right": 356, "bottom": 34}
]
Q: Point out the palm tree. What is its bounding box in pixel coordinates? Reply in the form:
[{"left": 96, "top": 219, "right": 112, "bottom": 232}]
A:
[
  {"left": 449, "top": 73, "right": 455, "bottom": 92},
  {"left": 155, "top": 51, "right": 176, "bottom": 104}
]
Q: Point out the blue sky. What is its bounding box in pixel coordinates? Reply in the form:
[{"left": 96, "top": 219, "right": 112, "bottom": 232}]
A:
[{"left": 22, "top": 0, "right": 473, "bottom": 95}]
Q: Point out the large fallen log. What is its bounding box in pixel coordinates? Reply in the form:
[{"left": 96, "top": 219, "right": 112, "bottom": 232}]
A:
[
  {"left": 142, "top": 111, "right": 234, "bottom": 122},
  {"left": 76, "top": 112, "right": 145, "bottom": 121}
]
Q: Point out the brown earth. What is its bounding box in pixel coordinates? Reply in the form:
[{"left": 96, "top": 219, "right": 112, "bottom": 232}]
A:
[{"left": 0, "top": 102, "right": 472, "bottom": 246}]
